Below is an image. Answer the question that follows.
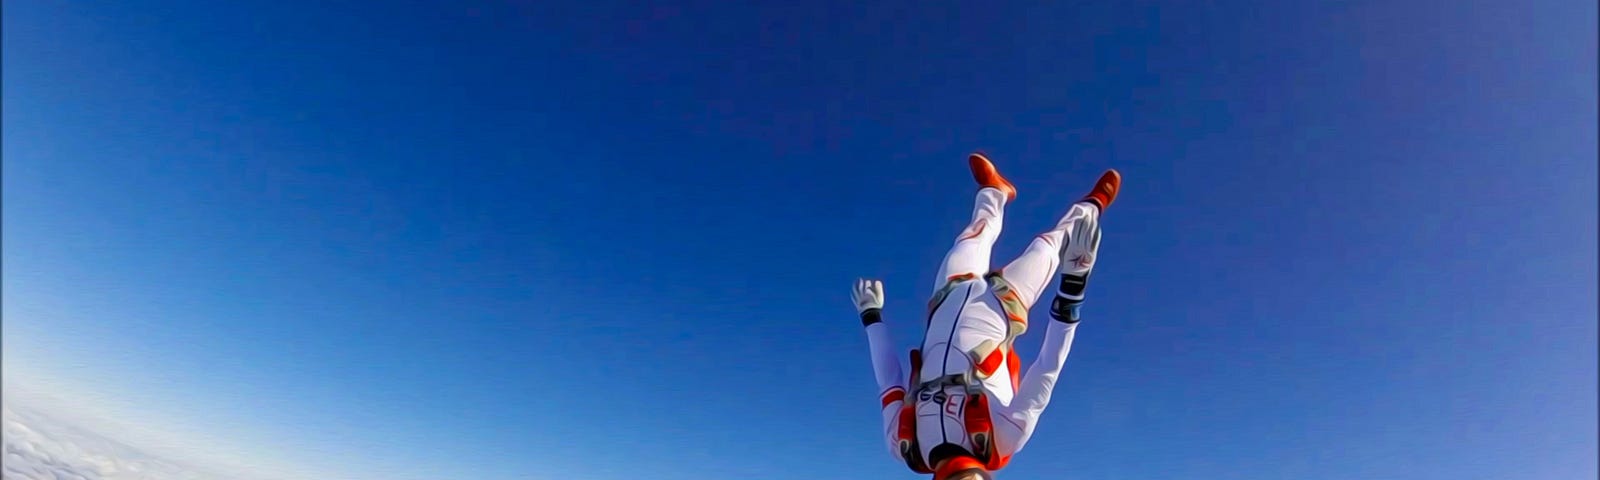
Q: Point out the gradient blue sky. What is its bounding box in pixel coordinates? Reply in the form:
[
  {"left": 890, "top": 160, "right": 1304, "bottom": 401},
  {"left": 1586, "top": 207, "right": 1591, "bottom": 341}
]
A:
[{"left": 4, "top": 1, "right": 1596, "bottom": 479}]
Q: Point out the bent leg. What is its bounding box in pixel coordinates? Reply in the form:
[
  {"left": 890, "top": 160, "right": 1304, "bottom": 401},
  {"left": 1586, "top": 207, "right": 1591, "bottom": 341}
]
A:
[
  {"left": 934, "top": 188, "right": 1008, "bottom": 292},
  {"left": 997, "top": 202, "right": 1097, "bottom": 309}
]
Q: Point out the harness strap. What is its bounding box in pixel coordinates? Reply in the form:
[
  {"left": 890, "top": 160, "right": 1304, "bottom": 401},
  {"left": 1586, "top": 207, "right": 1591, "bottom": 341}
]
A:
[
  {"left": 964, "top": 393, "right": 1013, "bottom": 470},
  {"left": 899, "top": 348, "right": 933, "bottom": 474},
  {"left": 985, "top": 272, "right": 1030, "bottom": 340}
]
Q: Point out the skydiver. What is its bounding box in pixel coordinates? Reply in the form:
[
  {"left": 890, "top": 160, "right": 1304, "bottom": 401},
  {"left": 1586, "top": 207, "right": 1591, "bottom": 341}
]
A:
[{"left": 853, "top": 153, "right": 1121, "bottom": 480}]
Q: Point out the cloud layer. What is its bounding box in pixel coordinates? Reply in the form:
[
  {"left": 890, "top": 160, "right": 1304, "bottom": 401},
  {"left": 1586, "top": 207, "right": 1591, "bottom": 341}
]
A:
[{"left": 3, "top": 401, "right": 235, "bottom": 480}]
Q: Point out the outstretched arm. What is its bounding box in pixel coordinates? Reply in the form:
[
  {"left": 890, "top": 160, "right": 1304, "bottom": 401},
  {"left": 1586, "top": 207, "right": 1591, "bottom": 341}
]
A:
[
  {"left": 996, "top": 209, "right": 1102, "bottom": 455},
  {"left": 855, "top": 279, "right": 907, "bottom": 459},
  {"left": 997, "top": 313, "right": 1079, "bottom": 454}
]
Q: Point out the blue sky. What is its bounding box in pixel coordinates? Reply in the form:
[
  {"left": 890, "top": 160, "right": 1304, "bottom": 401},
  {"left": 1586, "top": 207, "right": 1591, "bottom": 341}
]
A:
[{"left": 3, "top": 1, "right": 1595, "bottom": 479}]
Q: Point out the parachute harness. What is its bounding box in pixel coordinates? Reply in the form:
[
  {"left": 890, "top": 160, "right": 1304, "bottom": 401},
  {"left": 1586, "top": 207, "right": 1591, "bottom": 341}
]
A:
[{"left": 898, "top": 273, "right": 1021, "bottom": 474}]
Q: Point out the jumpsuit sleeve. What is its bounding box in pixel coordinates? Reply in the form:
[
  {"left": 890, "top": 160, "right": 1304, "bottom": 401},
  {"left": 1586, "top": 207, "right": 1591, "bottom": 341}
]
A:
[
  {"left": 996, "top": 317, "right": 1079, "bottom": 456},
  {"left": 862, "top": 310, "right": 907, "bottom": 460}
]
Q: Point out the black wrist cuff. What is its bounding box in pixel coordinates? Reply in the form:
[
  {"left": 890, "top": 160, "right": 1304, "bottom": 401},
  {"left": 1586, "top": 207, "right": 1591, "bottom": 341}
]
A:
[
  {"left": 860, "top": 308, "right": 883, "bottom": 327},
  {"left": 1057, "top": 272, "right": 1090, "bottom": 298}
]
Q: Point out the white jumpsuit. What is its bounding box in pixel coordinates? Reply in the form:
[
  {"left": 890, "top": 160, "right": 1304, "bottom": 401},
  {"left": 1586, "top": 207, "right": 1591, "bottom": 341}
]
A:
[{"left": 865, "top": 187, "right": 1096, "bottom": 467}]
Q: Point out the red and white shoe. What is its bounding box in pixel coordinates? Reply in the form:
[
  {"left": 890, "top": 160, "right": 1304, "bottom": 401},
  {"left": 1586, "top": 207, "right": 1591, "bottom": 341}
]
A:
[
  {"left": 1078, "top": 169, "right": 1121, "bottom": 212},
  {"left": 968, "top": 152, "right": 1017, "bottom": 202}
]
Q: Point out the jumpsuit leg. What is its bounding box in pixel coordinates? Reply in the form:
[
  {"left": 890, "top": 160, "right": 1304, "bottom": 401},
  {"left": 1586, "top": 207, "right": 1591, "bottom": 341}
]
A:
[
  {"left": 996, "top": 202, "right": 1098, "bottom": 308},
  {"left": 934, "top": 188, "right": 1008, "bottom": 292}
]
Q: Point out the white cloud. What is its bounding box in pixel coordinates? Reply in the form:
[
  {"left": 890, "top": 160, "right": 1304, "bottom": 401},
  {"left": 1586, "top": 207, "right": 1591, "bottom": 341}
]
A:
[
  {"left": 0, "top": 368, "right": 329, "bottom": 480},
  {"left": 3, "top": 400, "right": 237, "bottom": 480}
]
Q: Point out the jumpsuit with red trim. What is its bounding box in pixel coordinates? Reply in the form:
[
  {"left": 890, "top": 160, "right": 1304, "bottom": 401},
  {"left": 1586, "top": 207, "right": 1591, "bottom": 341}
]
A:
[{"left": 863, "top": 186, "right": 1095, "bottom": 472}]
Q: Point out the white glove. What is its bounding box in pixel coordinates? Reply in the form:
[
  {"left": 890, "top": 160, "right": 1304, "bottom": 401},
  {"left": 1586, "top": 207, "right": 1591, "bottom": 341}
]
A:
[
  {"left": 852, "top": 279, "right": 885, "bottom": 314},
  {"left": 1058, "top": 210, "right": 1103, "bottom": 282},
  {"left": 1051, "top": 209, "right": 1102, "bottom": 322}
]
